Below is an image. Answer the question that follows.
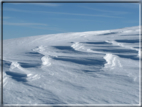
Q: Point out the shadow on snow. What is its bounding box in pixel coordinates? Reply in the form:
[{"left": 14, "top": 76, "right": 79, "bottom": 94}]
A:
[
  {"left": 53, "top": 46, "right": 86, "bottom": 54},
  {"left": 116, "top": 54, "right": 139, "bottom": 60},
  {"left": 115, "top": 39, "right": 139, "bottom": 43},
  {"left": 102, "top": 32, "right": 117, "bottom": 35},
  {"left": 25, "top": 52, "right": 44, "bottom": 57},
  {"left": 3, "top": 60, "right": 11, "bottom": 68},
  {"left": 94, "top": 48, "right": 138, "bottom": 53},
  {"left": 19, "top": 62, "right": 41, "bottom": 68},
  {"left": 5, "top": 71, "right": 27, "bottom": 82},
  {"left": 81, "top": 41, "right": 109, "bottom": 44},
  {"left": 53, "top": 56, "right": 106, "bottom": 66}
]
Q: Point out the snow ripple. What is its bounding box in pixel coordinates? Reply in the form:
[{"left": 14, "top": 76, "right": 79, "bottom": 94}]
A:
[
  {"left": 71, "top": 42, "right": 102, "bottom": 54},
  {"left": 106, "top": 40, "right": 139, "bottom": 52}
]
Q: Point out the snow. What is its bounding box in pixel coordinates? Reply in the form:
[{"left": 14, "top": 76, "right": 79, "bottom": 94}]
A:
[
  {"left": 103, "top": 53, "right": 123, "bottom": 69},
  {"left": 1, "top": 26, "right": 141, "bottom": 105}
]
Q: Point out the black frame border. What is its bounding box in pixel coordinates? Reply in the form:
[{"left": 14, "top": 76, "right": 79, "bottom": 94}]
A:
[{"left": 1, "top": 0, "right": 142, "bottom": 107}]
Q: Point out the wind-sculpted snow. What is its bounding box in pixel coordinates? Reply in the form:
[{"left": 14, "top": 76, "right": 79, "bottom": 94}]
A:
[
  {"left": 2, "top": 26, "right": 140, "bottom": 105},
  {"left": 104, "top": 53, "right": 123, "bottom": 68}
]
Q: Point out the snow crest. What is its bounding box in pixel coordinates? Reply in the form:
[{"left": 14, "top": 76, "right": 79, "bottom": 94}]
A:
[
  {"left": 33, "top": 46, "right": 52, "bottom": 67},
  {"left": 9, "top": 61, "right": 32, "bottom": 76},
  {"left": 41, "top": 56, "right": 51, "bottom": 66},
  {"left": 9, "top": 61, "right": 20, "bottom": 71},
  {"left": 71, "top": 42, "right": 100, "bottom": 53},
  {"left": 103, "top": 53, "right": 122, "bottom": 70},
  {"left": 106, "top": 40, "right": 139, "bottom": 52},
  {"left": 71, "top": 42, "right": 85, "bottom": 51}
]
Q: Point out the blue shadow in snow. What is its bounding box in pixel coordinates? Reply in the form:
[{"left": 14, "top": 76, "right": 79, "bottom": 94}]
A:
[
  {"left": 134, "top": 47, "right": 140, "bottom": 49},
  {"left": 5, "top": 71, "right": 27, "bottom": 82},
  {"left": 53, "top": 56, "right": 106, "bottom": 66},
  {"left": 102, "top": 32, "right": 117, "bottom": 35},
  {"left": 19, "top": 62, "right": 41, "bottom": 68},
  {"left": 25, "top": 52, "right": 44, "bottom": 57},
  {"left": 134, "top": 47, "right": 141, "bottom": 50},
  {"left": 92, "top": 46, "right": 119, "bottom": 48},
  {"left": 115, "top": 39, "right": 139, "bottom": 43},
  {"left": 53, "top": 46, "right": 83, "bottom": 53},
  {"left": 117, "top": 54, "right": 139, "bottom": 60},
  {"left": 83, "top": 70, "right": 100, "bottom": 73},
  {"left": 95, "top": 48, "right": 138, "bottom": 53},
  {"left": 81, "top": 41, "right": 110, "bottom": 44},
  {"left": 3, "top": 60, "right": 11, "bottom": 68},
  {"left": 120, "top": 34, "right": 139, "bottom": 36}
]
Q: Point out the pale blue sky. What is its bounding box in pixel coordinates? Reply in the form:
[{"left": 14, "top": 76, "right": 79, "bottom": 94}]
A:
[{"left": 3, "top": 2, "right": 139, "bottom": 39}]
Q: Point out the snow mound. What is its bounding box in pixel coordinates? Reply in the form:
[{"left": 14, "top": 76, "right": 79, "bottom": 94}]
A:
[
  {"left": 9, "top": 61, "right": 32, "bottom": 77},
  {"left": 41, "top": 56, "right": 51, "bottom": 66},
  {"left": 103, "top": 53, "right": 122, "bottom": 69}
]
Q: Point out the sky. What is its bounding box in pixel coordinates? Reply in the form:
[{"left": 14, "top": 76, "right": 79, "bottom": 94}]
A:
[{"left": 3, "top": 2, "right": 139, "bottom": 39}]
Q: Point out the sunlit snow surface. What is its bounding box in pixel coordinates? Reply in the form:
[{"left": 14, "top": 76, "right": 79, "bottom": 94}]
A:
[{"left": 2, "top": 26, "right": 141, "bottom": 104}]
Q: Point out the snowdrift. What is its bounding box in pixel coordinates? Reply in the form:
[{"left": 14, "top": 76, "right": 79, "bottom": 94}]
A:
[{"left": 1, "top": 26, "right": 140, "bottom": 105}]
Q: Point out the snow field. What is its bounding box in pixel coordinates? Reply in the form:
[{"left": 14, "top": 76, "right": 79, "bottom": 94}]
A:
[{"left": 2, "top": 26, "right": 140, "bottom": 104}]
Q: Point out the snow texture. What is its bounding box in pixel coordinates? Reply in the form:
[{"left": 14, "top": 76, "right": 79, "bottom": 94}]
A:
[{"left": 1, "top": 26, "right": 141, "bottom": 105}]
